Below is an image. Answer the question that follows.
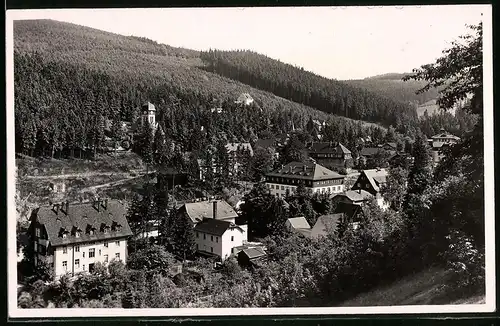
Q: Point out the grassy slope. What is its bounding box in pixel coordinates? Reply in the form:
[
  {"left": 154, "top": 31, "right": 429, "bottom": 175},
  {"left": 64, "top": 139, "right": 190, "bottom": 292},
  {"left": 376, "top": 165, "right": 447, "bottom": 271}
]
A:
[
  {"left": 339, "top": 267, "right": 485, "bottom": 306},
  {"left": 13, "top": 19, "right": 385, "bottom": 129}
]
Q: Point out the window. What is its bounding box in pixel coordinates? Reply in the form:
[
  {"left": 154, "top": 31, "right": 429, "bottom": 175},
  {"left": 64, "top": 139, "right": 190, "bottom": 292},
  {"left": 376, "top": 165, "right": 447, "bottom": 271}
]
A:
[
  {"left": 34, "top": 242, "right": 38, "bottom": 252},
  {"left": 104, "top": 254, "right": 108, "bottom": 263},
  {"left": 210, "top": 247, "right": 213, "bottom": 253},
  {"left": 89, "top": 248, "right": 95, "bottom": 258},
  {"left": 115, "top": 241, "right": 120, "bottom": 247},
  {"left": 75, "top": 259, "right": 80, "bottom": 268},
  {"left": 62, "top": 233, "right": 67, "bottom": 239},
  {"left": 104, "top": 242, "right": 108, "bottom": 248},
  {"left": 216, "top": 237, "right": 218, "bottom": 243},
  {"left": 75, "top": 231, "right": 80, "bottom": 238},
  {"left": 270, "top": 185, "right": 274, "bottom": 189},
  {"left": 115, "top": 253, "right": 120, "bottom": 259},
  {"left": 196, "top": 244, "right": 199, "bottom": 250},
  {"left": 83, "top": 264, "right": 85, "bottom": 271},
  {"left": 196, "top": 232, "right": 199, "bottom": 238},
  {"left": 211, "top": 235, "right": 213, "bottom": 242},
  {"left": 99, "top": 249, "right": 101, "bottom": 256},
  {"left": 62, "top": 261, "right": 67, "bottom": 270},
  {"left": 83, "top": 252, "right": 85, "bottom": 258},
  {"left": 231, "top": 236, "right": 234, "bottom": 241},
  {"left": 35, "top": 228, "right": 40, "bottom": 237},
  {"left": 75, "top": 246, "right": 80, "bottom": 252},
  {"left": 281, "top": 186, "right": 284, "bottom": 190},
  {"left": 203, "top": 234, "right": 206, "bottom": 240},
  {"left": 63, "top": 246, "right": 67, "bottom": 254}
]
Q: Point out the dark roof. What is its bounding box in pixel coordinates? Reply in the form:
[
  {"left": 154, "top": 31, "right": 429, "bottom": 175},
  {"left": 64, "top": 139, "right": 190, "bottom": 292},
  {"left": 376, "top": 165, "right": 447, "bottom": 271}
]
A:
[
  {"left": 336, "top": 190, "right": 374, "bottom": 202},
  {"left": 255, "top": 138, "right": 276, "bottom": 150},
  {"left": 193, "top": 218, "right": 243, "bottom": 236},
  {"left": 383, "top": 142, "right": 398, "bottom": 149},
  {"left": 240, "top": 247, "right": 266, "bottom": 260},
  {"left": 359, "top": 147, "right": 382, "bottom": 157},
  {"left": 334, "top": 202, "right": 363, "bottom": 221},
  {"left": 266, "top": 161, "right": 345, "bottom": 181},
  {"left": 32, "top": 200, "right": 132, "bottom": 247},
  {"left": 309, "top": 142, "right": 351, "bottom": 155}
]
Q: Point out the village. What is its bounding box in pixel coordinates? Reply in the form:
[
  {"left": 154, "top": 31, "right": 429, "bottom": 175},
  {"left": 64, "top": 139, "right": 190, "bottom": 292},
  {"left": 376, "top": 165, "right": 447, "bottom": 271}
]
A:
[
  {"left": 19, "top": 99, "right": 462, "bottom": 281},
  {"left": 12, "top": 12, "right": 486, "bottom": 310}
]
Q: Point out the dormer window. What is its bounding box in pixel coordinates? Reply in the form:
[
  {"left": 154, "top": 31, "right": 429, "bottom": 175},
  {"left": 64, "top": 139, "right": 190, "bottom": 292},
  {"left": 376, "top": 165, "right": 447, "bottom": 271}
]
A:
[{"left": 86, "top": 224, "right": 96, "bottom": 236}]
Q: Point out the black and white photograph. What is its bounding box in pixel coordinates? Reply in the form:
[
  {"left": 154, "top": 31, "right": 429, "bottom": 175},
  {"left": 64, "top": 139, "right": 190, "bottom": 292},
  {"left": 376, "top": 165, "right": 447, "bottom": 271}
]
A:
[{"left": 6, "top": 5, "right": 494, "bottom": 317}]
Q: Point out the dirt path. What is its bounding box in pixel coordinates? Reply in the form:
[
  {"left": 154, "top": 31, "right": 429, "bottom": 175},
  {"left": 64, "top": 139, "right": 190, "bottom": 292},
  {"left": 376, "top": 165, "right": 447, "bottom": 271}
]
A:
[{"left": 80, "top": 174, "right": 149, "bottom": 192}]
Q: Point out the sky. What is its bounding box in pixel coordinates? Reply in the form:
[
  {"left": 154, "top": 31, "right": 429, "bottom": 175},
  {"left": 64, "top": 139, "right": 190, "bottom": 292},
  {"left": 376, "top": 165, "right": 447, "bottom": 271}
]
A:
[{"left": 8, "top": 5, "right": 488, "bottom": 80}]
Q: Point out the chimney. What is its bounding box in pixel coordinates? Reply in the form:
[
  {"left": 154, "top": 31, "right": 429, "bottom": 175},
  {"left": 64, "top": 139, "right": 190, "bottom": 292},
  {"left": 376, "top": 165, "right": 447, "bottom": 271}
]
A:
[
  {"left": 213, "top": 200, "right": 218, "bottom": 220},
  {"left": 52, "top": 203, "right": 60, "bottom": 215},
  {"left": 61, "top": 201, "right": 69, "bottom": 215},
  {"left": 101, "top": 198, "right": 108, "bottom": 210},
  {"left": 303, "top": 165, "right": 307, "bottom": 172}
]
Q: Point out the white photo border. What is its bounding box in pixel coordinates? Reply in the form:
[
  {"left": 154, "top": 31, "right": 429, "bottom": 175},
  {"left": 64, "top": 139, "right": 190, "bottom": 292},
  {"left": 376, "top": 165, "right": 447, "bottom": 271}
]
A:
[{"left": 5, "top": 5, "right": 495, "bottom": 318}]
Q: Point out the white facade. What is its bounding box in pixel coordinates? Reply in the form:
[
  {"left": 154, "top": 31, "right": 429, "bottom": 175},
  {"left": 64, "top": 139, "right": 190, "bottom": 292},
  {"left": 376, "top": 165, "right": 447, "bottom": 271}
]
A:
[
  {"left": 265, "top": 183, "right": 344, "bottom": 198},
  {"left": 51, "top": 238, "right": 127, "bottom": 278},
  {"left": 194, "top": 226, "right": 247, "bottom": 261}
]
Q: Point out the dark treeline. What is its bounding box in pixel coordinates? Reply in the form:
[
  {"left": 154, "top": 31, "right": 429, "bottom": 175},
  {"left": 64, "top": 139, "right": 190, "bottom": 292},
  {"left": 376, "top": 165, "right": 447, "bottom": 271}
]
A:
[
  {"left": 344, "top": 74, "right": 440, "bottom": 106},
  {"left": 199, "top": 49, "right": 418, "bottom": 131},
  {"left": 14, "top": 51, "right": 395, "bottom": 161}
]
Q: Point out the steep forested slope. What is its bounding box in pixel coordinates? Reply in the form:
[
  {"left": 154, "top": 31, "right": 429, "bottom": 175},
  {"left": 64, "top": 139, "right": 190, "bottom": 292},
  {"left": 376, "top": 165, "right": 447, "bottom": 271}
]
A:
[
  {"left": 14, "top": 19, "right": 388, "bottom": 157},
  {"left": 199, "top": 49, "right": 419, "bottom": 129},
  {"left": 344, "top": 73, "right": 440, "bottom": 106}
]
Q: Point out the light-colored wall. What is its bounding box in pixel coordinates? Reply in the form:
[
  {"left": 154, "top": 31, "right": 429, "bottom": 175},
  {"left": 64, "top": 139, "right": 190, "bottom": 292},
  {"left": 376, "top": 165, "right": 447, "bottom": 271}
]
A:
[
  {"left": 194, "top": 231, "right": 223, "bottom": 257},
  {"left": 53, "top": 238, "right": 128, "bottom": 278},
  {"left": 221, "top": 227, "right": 246, "bottom": 260},
  {"left": 266, "top": 183, "right": 344, "bottom": 197}
]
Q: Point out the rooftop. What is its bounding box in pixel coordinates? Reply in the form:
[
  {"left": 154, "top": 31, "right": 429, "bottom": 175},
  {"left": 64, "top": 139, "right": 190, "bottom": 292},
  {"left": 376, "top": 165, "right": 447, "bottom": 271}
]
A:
[
  {"left": 182, "top": 200, "right": 238, "bottom": 224},
  {"left": 287, "top": 216, "right": 311, "bottom": 230},
  {"left": 337, "top": 189, "right": 374, "bottom": 202},
  {"left": 32, "top": 199, "right": 132, "bottom": 247},
  {"left": 309, "top": 142, "right": 352, "bottom": 155},
  {"left": 266, "top": 161, "right": 345, "bottom": 181},
  {"left": 193, "top": 218, "right": 242, "bottom": 237}
]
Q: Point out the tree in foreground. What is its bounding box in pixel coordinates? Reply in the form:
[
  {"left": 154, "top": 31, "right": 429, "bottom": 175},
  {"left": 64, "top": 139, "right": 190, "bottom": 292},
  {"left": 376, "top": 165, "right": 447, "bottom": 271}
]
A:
[{"left": 404, "top": 22, "right": 484, "bottom": 291}]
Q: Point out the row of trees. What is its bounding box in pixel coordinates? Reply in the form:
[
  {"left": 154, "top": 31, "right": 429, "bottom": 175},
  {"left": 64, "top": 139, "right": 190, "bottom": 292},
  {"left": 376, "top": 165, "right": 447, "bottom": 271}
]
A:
[{"left": 200, "top": 49, "right": 419, "bottom": 130}]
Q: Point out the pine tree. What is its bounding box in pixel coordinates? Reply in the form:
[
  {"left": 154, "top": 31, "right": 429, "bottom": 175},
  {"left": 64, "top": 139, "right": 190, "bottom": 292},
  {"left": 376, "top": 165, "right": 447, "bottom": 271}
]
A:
[{"left": 169, "top": 212, "right": 196, "bottom": 262}]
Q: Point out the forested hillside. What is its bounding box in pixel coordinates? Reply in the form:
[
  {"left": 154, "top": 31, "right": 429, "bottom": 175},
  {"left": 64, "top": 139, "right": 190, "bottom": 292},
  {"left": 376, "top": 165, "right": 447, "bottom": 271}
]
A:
[
  {"left": 199, "top": 49, "right": 418, "bottom": 129},
  {"left": 344, "top": 73, "right": 440, "bottom": 106},
  {"left": 15, "top": 20, "right": 386, "bottom": 157}
]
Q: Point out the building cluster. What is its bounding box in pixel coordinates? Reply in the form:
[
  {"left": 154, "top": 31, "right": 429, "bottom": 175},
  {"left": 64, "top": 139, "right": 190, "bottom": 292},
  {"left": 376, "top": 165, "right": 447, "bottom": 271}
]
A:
[{"left": 25, "top": 101, "right": 462, "bottom": 280}]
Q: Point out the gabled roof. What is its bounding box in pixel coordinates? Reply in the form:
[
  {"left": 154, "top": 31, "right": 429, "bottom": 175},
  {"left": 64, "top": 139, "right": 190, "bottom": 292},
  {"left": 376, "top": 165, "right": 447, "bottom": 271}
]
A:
[
  {"left": 362, "top": 169, "right": 388, "bottom": 192},
  {"left": 141, "top": 102, "right": 156, "bottom": 111},
  {"left": 336, "top": 190, "right": 374, "bottom": 202},
  {"left": 255, "top": 138, "right": 276, "bottom": 150},
  {"left": 193, "top": 218, "right": 242, "bottom": 236},
  {"left": 311, "top": 213, "right": 344, "bottom": 237},
  {"left": 32, "top": 200, "right": 132, "bottom": 247},
  {"left": 226, "top": 143, "right": 254, "bottom": 156},
  {"left": 359, "top": 147, "right": 382, "bottom": 157},
  {"left": 309, "top": 142, "right": 352, "bottom": 155},
  {"left": 334, "top": 202, "right": 364, "bottom": 221},
  {"left": 236, "top": 93, "right": 254, "bottom": 102},
  {"left": 431, "top": 129, "right": 460, "bottom": 140},
  {"left": 383, "top": 142, "right": 397, "bottom": 149},
  {"left": 182, "top": 200, "right": 238, "bottom": 224},
  {"left": 287, "top": 216, "right": 311, "bottom": 230},
  {"left": 266, "top": 162, "right": 345, "bottom": 181},
  {"left": 240, "top": 247, "right": 266, "bottom": 260}
]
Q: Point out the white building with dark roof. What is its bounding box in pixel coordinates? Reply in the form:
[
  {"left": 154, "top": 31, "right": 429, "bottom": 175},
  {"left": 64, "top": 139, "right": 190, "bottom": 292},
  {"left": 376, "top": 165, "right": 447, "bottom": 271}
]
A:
[
  {"left": 193, "top": 218, "right": 247, "bottom": 261},
  {"left": 428, "top": 129, "right": 461, "bottom": 165},
  {"left": 351, "top": 168, "right": 390, "bottom": 209},
  {"left": 265, "top": 161, "right": 346, "bottom": 197},
  {"left": 28, "top": 199, "right": 133, "bottom": 279}
]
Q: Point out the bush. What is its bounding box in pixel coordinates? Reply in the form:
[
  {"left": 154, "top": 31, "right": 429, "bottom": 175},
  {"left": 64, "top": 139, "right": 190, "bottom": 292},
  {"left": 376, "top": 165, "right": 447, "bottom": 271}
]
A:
[{"left": 443, "top": 229, "right": 485, "bottom": 291}]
